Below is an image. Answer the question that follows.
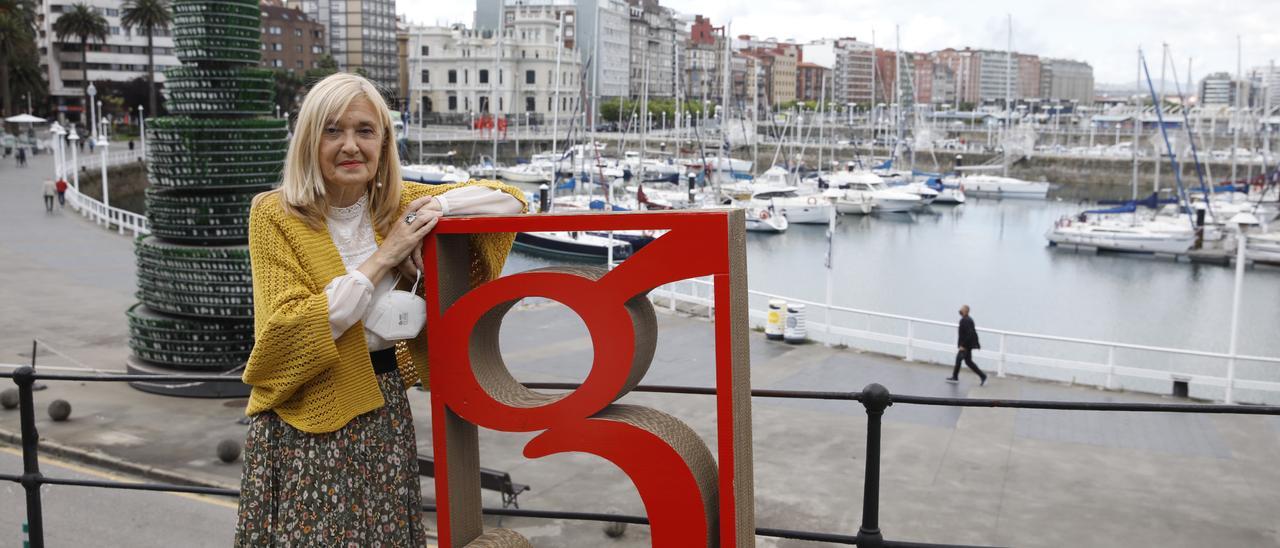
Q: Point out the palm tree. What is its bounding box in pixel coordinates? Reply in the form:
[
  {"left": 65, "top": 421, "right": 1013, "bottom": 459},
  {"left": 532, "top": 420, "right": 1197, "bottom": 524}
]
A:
[
  {"left": 121, "top": 0, "right": 170, "bottom": 117},
  {"left": 0, "top": 0, "right": 38, "bottom": 117},
  {"left": 53, "top": 3, "right": 108, "bottom": 123}
]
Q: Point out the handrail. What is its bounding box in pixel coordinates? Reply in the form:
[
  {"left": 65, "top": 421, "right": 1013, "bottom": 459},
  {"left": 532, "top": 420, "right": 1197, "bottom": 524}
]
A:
[
  {"left": 64, "top": 184, "right": 150, "bottom": 237},
  {"left": 4, "top": 365, "right": 1277, "bottom": 548},
  {"left": 673, "top": 276, "right": 1280, "bottom": 365}
]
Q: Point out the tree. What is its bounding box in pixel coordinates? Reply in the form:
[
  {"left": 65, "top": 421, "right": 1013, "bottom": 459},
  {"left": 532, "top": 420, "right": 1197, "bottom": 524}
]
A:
[
  {"left": 0, "top": 0, "right": 37, "bottom": 117},
  {"left": 272, "top": 69, "right": 304, "bottom": 118},
  {"left": 53, "top": 3, "right": 108, "bottom": 122},
  {"left": 304, "top": 54, "right": 339, "bottom": 86},
  {"left": 121, "top": 0, "right": 171, "bottom": 117}
]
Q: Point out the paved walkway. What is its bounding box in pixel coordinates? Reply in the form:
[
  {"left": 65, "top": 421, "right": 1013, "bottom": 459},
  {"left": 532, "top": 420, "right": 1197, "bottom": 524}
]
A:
[{"left": 1, "top": 151, "right": 1278, "bottom": 547}]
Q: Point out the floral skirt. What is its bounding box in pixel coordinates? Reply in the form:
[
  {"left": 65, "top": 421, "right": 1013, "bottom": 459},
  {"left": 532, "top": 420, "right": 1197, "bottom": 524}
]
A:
[{"left": 234, "top": 370, "right": 427, "bottom": 547}]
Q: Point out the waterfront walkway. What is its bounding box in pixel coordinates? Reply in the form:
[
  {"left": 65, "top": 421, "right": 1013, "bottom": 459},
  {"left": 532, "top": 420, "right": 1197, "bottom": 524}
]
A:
[{"left": 1, "top": 152, "right": 1278, "bottom": 547}]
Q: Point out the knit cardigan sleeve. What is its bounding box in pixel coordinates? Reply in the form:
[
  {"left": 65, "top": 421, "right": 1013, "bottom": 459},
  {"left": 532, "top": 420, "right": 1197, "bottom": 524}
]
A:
[
  {"left": 395, "top": 180, "right": 527, "bottom": 389},
  {"left": 242, "top": 198, "right": 345, "bottom": 411}
]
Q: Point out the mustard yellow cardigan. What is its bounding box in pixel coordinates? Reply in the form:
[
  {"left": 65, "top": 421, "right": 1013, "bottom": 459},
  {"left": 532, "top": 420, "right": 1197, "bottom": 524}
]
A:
[{"left": 242, "top": 180, "right": 526, "bottom": 433}]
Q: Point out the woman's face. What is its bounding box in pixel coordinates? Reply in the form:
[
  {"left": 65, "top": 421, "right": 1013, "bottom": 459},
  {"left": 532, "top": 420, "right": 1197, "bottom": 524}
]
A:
[{"left": 319, "top": 96, "right": 383, "bottom": 195}]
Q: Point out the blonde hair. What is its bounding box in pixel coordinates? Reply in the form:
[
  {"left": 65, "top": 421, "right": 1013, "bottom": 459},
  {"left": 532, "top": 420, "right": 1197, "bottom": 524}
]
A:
[{"left": 268, "top": 72, "right": 403, "bottom": 233}]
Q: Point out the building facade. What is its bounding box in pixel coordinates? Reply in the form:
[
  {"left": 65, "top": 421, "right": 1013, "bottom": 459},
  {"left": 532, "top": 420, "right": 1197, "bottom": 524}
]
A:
[
  {"left": 37, "top": 0, "right": 181, "bottom": 120},
  {"left": 288, "top": 0, "right": 399, "bottom": 91},
  {"left": 626, "top": 0, "right": 677, "bottom": 98},
  {"left": 796, "top": 62, "right": 830, "bottom": 102},
  {"left": 1039, "top": 58, "right": 1093, "bottom": 105},
  {"left": 407, "top": 20, "right": 582, "bottom": 123},
  {"left": 1016, "top": 54, "right": 1040, "bottom": 99},
  {"left": 260, "top": 2, "right": 326, "bottom": 75}
]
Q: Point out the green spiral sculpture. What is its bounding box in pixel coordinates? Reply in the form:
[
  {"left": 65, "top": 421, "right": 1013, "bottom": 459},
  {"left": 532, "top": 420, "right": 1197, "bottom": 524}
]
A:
[{"left": 127, "top": 0, "right": 286, "bottom": 397}]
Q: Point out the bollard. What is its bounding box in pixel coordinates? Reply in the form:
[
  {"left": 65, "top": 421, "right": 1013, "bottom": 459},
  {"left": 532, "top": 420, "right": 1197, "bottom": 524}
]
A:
[
  {"left": 538, "top": 184, "right": 549, "bottom": 213},
  {"left": 686, "top": 172, "right": 697, "bottom": 205},
  {"left": 783, "top": 303, "right": 807, "bottom": 344},
  {"left": 765, "top": 299, "right": 786, "bottom": 340}
]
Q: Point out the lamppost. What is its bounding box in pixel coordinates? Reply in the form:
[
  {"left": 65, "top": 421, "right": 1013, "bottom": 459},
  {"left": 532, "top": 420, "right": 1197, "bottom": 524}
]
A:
[
  {"left": 68, "top": 127, "right": 80, "bottom": 191},
  {"left": 99, "top": 117, "right": 111, "bottom": 222},
  {"left": 86, "top": 82, "right": 98, "bottom": 140},
  {"left": 138, "top": 105, "right": 146, "bottom": 163},
  {"left": 1224, "top": 211, "right": 1259, "bottom": 404},
  {"left": 49, "top": 122, "right": 65, "bottom": 181}
]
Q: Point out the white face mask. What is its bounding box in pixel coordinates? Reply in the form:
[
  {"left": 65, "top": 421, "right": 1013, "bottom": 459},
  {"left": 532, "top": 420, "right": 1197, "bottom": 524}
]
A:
[{"left": 364, "top": 270, "right": 427, "bottom": 341}]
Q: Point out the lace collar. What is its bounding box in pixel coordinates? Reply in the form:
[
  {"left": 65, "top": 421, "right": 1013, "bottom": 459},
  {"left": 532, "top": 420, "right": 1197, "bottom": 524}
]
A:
[{"left": 327, "top": 194, "right": 368, "bottom": 221}]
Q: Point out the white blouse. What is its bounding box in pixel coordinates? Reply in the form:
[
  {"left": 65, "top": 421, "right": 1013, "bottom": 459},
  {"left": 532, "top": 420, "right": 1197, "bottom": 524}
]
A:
[{"left": 324, "top": 186, "right": 523, "bottom": 350}]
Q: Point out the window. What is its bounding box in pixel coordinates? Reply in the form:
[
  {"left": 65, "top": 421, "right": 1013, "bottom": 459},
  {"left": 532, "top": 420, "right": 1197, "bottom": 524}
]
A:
[
  {"left": 421, "top": 45, "right": 429, "bottom": 56},
  {"left": 479, "top": 69, "right": 488, "bottom": 84},
  {"left": 272, "top": 59, "right": 284, "bottom": 67},
  {"left": 448, "top": 96, "right": 457, "bottom": 111},
  {"left": 421, "top": 70, "right": 429, "bottom": 83},
  {"left": 526, "top": 70, "right": 535, "bottom": 85},
  {"left": 447, "top": 70, "right": 456, "bottom": 84},
  {"left": 479, "top": 96, "right": 489, "bottom": 113},
  {"left": 296, "top": 60, "right": 303, "bottom": 68},
  {"left": 526, "top": 97, "right": 536, "bottom": 112},
  {"left": 269, "top": 26, "right": 282, "bottom": 35},
  {"left": 272, "top": 43, "right": 283, "bottom": 51},
  {"left": 294, "top": 28, "right": 302, "bottom": 37},
  {"left": 498, "top": 97, "right": 503, "bottom": 111},
  {"left": 464, "top": 70, "right": 468, "bottom": 84},
  {"left": 499, "top": 70, "right": 503, "bottom": 84},
  {"left": 312, "top": 45, "right": 323, "bottom": 54}
]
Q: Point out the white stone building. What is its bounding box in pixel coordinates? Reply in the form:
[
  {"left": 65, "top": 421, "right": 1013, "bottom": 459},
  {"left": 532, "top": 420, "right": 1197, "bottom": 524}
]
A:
[
  {"left": 37, "top": 0, "right": 180, "bottom": 122},
  {"left": 407, "top": 19, "right": 582, "bottom": 124}
]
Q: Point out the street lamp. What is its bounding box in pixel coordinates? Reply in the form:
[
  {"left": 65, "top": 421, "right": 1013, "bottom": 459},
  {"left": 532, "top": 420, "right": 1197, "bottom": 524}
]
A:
[
  {"left": 67, "top": 126, "right": 80, "bottom": 191},
  {"left": 1224, "top": 211, "right": 1259, "bottom": 404},
  {"left": 138, "top": 105, "right": 146, "bottom": 163},
  {"left": 49, "top": 122, "right": 65, "bottom": 181},
  {"left": 99, "top": 117, "right": 111, "bottom": 221},
  {"left": 86, "top": 82, "right": 98, "bottom": 140}
]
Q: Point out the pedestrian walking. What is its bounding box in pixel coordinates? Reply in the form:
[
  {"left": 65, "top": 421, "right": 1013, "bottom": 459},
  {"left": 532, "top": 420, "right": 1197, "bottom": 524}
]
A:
[
  {"left": 232, "top": 73, "right": 526, "bottom": 546},
  {"left": 946, "top": 304, "right": 988, "bottom": 385},
  {"left": 55, "top": 179, "right": 68, "bottom": 207},
  {"left": 88, "top": 139, "right": 94, "bottom": 153},
  {"left": 16, "top": 147, "right": 26, "bottom": 167},
  {"left": 42, "top": 179, "right": 55, "bottom": 212},
  {"left": 128, "top": 139, "right": 135, "bottom": 151}
]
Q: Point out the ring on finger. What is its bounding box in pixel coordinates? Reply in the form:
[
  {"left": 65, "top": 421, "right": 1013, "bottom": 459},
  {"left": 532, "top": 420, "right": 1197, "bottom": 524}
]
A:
[{"left": 404, "top": 212, "right": 417, "bottom": 225}]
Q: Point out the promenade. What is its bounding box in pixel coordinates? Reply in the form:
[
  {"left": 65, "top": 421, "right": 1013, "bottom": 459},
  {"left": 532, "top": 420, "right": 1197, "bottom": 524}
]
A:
[{"left": 1, "top": 152, "right": 1278, "bottom": 547}]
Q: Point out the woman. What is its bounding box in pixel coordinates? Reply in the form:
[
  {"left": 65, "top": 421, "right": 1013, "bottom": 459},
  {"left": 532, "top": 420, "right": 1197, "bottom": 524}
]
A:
[{"left": 234, "top": 73, "right": 525, "bottom": 545}]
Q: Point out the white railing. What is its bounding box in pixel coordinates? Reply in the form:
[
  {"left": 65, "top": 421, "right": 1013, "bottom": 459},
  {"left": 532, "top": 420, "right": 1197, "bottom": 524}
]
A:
[
  {"left": 63, "top": 148, "right": 144, "bottom": 173},
  {"left": 649, "top": 277, "right": 1280, "bottom": 405},
  {"left": 64, "top": 184, "right": 149, "bottom": 237}
]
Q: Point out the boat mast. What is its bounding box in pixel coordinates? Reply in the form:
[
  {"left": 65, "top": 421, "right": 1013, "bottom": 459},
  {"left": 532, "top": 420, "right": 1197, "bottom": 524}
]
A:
[
  {"left": 1131, "top": 47, "right": 1141, "bottom": 204},
  {"left": 493, "top": 21, "right": 501, "bottom": 169},
  {"left": 1003, "top": 14, "right": 1012, "bottom": 178},
  {"left": 552, "top": 15, "right": 563, "bottom": 161}
]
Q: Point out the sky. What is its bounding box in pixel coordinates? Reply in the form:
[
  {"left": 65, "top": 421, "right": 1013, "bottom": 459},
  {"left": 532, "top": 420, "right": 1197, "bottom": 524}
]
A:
[{"left": 402, "top": 0, "right": 1280, "bottom": 87}]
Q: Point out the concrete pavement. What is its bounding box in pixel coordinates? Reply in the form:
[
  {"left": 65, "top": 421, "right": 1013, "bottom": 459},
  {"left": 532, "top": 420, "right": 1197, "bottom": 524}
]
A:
[{"left": 1, "top": 151, "right": 1279, "bottom": 547}]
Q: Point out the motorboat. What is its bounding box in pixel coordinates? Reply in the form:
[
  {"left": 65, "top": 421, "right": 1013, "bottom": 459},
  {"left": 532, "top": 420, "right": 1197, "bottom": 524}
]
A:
[
  {"left": 826, "top": 170, "right": 923, "bottom": 213},
  {"left": 749, "top": 186, "right": 834, "bottom": 225},
  {"left": 513, "top": 231, "right": 633, "bottom": 261},
  {"left": 401, "top": 164, "right": 470, "bottom": 184},
  {"left": 1247, "top": 232, "right": 1280, "bottom": 264},
  {"left": 621, "top": 151, "right": 683, "bottom": 183},
  {"left": 944, "top": 174, "right": 1049, "bottom": 198},
  {"left": 497, "top": 162, "right": 553, "bottom": 183},
  {"left": 742, "top": 204, "right": 788, "bottom": 233}
]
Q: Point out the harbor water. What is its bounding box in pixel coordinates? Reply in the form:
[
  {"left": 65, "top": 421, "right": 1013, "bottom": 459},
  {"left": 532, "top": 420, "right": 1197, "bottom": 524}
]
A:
[{"left": 502, "top": 190, "right": 1280, "bottom": 402}]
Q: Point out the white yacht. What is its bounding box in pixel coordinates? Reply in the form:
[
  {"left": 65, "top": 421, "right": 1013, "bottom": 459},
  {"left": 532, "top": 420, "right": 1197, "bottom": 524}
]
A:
[
  {"left": 1046, "top": 215, "right": 1196, "bottom": 255},
  {"left": 401, "top": 164, "right": 470, "bottom": 184},
  {"left": 826, "top": 171, "right": 923, "bottom": 213},
  {"left": 497, "top": 162, "right": 553, "bottom": 184},
  {"left": 944, "top": 173, "right": 1049, "bottom": 198},
  {"left": 1247, "top": 232, "right": 1280, "bottom": 264},
  {"left": 743, "top": 204, "right": 789, "bottom": 233},
  {"left": 750, "top": 187, "right": 835, "bottom": 225}
]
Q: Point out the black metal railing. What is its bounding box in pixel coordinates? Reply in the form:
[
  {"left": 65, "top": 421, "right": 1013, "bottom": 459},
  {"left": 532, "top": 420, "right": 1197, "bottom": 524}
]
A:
[{"left": 4, "top": 366, "right": 1280, "bottom": 548}]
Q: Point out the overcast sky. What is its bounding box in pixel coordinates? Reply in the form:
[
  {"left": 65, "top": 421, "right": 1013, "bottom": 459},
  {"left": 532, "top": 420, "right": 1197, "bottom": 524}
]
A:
[{"left": 403, "top": 1, "right": 1280, "bottom": 86}]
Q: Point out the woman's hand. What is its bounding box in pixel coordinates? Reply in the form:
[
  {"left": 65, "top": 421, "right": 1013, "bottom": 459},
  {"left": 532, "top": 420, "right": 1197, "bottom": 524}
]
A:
[
  {"left": 357, "top": 196, "right": 440, "bottom": 286},
  {"left": 394, "top": 196, "right": 444, "bottom": 279}
]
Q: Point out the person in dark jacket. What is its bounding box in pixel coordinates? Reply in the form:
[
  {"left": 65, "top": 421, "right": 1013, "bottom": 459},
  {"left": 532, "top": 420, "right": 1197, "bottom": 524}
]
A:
[{"left": 947, "top": 304, "right": 988, "bottom": 385}]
